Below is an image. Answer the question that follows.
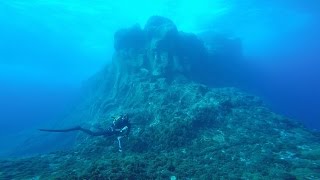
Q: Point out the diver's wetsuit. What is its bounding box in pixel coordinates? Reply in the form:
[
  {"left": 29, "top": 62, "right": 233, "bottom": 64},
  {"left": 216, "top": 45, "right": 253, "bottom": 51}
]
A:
[{"left": 39, "top": 115, "right": 131, "bottom": 152}]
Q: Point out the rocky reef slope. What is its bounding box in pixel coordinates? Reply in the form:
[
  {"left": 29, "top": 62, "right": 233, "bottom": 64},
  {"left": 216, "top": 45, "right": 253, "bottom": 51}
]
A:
[{"left": 1, "top": 16, "right": 320, "bottom": 179}]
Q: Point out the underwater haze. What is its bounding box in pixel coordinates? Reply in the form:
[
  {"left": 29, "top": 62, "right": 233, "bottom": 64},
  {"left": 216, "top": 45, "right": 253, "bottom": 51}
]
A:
[{"left": 0, "top": 0, "right": 320, "bottom": 157}]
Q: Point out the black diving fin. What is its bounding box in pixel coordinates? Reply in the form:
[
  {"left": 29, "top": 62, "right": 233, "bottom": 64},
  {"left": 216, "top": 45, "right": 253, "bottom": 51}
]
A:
[{"left": 38, "top": 126, "right": 82, "bottom": 133}]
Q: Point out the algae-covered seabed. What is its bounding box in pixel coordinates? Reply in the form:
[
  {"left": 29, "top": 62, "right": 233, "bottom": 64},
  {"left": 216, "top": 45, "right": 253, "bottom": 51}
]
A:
[{"left": 1, "top": 16, "right": 319, "bottom": 179}]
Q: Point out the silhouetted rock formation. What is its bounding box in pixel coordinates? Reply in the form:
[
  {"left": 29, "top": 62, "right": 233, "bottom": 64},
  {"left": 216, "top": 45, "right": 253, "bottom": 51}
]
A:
[
  {"left": 1, "top": 16, "right": 320, "bottom": 179},
  {"left": 113, "top": 16, "right": 209, "bottom": 83}
]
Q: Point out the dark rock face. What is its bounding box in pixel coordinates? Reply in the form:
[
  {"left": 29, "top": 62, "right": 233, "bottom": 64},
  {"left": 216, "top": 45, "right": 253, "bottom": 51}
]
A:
[
  {"left": 1, "top": 16, "right": 320, "bottom": 179},
  {"left": 198, "top": 31, "right": 248, "bottom": 87},
  {"left": 144, "top": 16, "right": 179, "bottom": 52},
  {"left": 114, "top": 24, "right": 146, "bottom": 51},
  {"left": 200, "top": 31, "right": 243, "bottom": 59}
]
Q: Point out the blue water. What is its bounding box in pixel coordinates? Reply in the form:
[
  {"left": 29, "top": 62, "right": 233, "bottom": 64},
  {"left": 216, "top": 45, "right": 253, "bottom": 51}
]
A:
[{"left": 0, "top": 0, "right": 319, "bottom": 156}]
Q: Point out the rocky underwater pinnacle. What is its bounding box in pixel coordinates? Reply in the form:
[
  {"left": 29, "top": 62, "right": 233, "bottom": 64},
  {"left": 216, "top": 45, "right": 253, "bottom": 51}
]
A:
[{"left": 1, "top": 16, "right": 320, "bottom": 179}]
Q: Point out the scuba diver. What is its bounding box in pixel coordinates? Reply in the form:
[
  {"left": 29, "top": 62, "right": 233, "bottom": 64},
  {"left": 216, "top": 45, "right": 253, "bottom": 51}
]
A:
[{"left": 39, "top": 114, "right": 131, "bottom": 152}]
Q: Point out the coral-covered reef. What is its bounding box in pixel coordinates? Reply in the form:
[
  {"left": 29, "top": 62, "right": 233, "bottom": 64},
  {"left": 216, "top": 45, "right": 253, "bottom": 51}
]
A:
[{"left": 1, "top": 16, "right": 320, "bottom": 179}]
